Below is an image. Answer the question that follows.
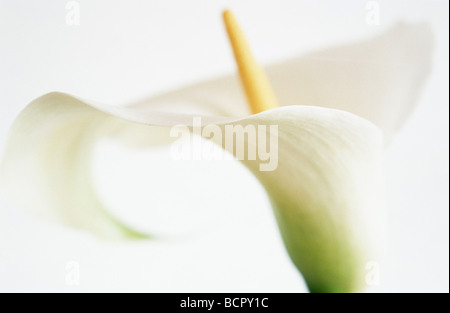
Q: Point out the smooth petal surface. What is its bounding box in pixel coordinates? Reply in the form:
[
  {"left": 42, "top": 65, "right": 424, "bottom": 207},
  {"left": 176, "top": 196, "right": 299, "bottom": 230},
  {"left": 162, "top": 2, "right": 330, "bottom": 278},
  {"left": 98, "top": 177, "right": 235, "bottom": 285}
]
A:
[
  {"left": 131, "top": 22, "right": 432, "bottom": 141},
  {"left": 0, "top": 94, "right": 152, "bottom": 239},
  {"left": 1, "top": 92, "right": 384, "bottom": 292},
  {"left": 0, "top": 92, "right": 240, "bottom": 240},
  {"left": 233, "top": 108, "right": 385, "bottom": 293}
]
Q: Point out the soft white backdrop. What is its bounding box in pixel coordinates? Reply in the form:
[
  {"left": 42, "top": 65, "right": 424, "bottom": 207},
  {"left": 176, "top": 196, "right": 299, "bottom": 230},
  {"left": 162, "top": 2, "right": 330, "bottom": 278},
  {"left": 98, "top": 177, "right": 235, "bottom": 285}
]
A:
[{"left": 0, "top": 0, "right": 448, "bottom": 292}]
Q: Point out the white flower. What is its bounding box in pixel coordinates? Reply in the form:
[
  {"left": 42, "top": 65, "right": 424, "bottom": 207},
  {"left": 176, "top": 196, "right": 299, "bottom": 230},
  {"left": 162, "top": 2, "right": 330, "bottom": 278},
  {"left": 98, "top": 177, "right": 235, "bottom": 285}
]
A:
[{"left": 0, "top": 11, "right": 432, "bottom": 292}]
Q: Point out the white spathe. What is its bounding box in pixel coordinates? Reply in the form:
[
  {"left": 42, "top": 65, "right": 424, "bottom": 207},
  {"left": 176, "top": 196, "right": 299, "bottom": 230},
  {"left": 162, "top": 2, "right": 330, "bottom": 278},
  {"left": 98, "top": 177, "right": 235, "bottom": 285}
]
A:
[{"left": 0, "top": 22, "right": 432, "bottom": 292}]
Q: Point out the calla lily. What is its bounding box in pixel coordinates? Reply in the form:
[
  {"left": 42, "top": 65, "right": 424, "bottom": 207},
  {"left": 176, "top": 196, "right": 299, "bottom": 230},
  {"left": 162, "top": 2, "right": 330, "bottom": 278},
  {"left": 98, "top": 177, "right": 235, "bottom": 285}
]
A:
[{"left": 0, "top": 11, "right": 432, "bottom": 293}]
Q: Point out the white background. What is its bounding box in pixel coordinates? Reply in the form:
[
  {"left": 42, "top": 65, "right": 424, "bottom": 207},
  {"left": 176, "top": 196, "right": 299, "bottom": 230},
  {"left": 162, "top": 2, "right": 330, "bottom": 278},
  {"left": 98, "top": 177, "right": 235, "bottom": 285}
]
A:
[{"left": 0, "top": 0, "right": 448, "bottom": 292}]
